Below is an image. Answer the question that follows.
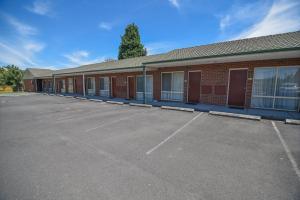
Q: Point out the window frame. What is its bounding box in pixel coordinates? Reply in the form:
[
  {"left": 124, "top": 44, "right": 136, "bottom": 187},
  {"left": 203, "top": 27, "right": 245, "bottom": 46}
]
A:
[{"left": 251, "top": 66, "right": 300, "bottom": 111}]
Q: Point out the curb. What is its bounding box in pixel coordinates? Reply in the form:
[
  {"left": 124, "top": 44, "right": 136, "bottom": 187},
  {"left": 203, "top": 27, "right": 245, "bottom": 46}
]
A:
[
  {"left": 129, "top": 103, "right": 152, "bottom": 108},
  {"left": 76, "top": 97, "right": 87, "bottom": 100},
  {"left": 89, "top": 99, "right": 103, "bottom": 102},
  {"left": 161, "top": 106, "right": 194, "bottom": 112},
  {"left": 65, "top": 96, "right": 74, "bottom": 98},
  {"left": 285, "top": 119, "right": 300, "bottom": 125},
  {"left": 209, "top": 111, "right": 261, "bottom": 120},
  {"left": 106, "top": 101, "right": 124, "bottom": 105}
]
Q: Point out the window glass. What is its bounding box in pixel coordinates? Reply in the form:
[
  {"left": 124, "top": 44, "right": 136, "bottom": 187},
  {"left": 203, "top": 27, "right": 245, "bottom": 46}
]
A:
[
  {"left": 252, "top": 68, "right": 276, "bottom": 96},
  {"left": 136, "top": 76, "right": 144, "bottom": 92},
  {"left": 274, "top": 98, "right": 299, "bottom": 110},
  {"left": 61, "top": 80, "right": 65, "bottom": 89},
  {"left": 251, "top": 66, "right": 300, "bottom": 111},
  {"left": 276, "top": 67, "right": 300, "bottom": 98},
  {"left": 162, "top": 73, "right": 172, "bottom": 91},
  {"left": 172, "top": 72, "right": 184, "bottom": 92},
  {"left": 251, "top": 97, "right": 273, "bottom": 109},
  {"left": 146, "top": 76, "right": 153, "bottom": 93},
  {"left": 87, "top": 78, "right": 92, "bottom": 89},
  {"left": 99, "top": 77, "right": 109, "bottom": 90}
]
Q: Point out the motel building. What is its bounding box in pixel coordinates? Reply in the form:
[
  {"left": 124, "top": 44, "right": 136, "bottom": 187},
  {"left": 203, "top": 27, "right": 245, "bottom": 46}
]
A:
[{"left": 23, "top": 31, "right": 300, "bottom": 112}]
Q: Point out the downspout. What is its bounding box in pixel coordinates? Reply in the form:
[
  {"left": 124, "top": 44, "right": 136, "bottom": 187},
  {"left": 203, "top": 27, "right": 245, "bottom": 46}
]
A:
[
  {"left": 83, "top": 73, "right": 86, "bottom": 97},
  {"left": 143, "top": 65, "right": 147, "bottom": 104}
]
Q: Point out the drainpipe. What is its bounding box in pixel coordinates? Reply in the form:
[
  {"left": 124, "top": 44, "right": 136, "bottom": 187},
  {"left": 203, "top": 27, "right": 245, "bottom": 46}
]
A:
[
  {"left": 143, "top": 66, "right": 147, "bottom": 104},
  {"left": 83, "top": 73, "right": 86, "bottom": 97}
]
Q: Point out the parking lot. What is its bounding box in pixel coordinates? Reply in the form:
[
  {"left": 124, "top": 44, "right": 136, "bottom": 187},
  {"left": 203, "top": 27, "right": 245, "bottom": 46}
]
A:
[{"left": 0, "top": 94, "right": 299, "bottom": 200}]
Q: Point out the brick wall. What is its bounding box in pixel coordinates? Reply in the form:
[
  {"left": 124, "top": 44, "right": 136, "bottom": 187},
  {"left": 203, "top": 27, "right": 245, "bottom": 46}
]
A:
[
  {"left": 24, "top": 79, "right": 35, "bottom": 92},
  {"left": 38, "top": 58, "right": 300, "bottom": 108}
]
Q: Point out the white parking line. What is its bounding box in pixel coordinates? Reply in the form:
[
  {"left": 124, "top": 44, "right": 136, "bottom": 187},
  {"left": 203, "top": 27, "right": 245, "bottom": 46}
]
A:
[
  {"left": 146, "top": 112, "right": 203, "bottom": 155},
  {"left": 271, "top": 121, "right": 300, "bottom": 181}
]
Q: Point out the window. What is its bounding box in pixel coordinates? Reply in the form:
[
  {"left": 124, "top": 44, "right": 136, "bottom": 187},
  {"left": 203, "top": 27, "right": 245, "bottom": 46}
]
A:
[
  {"left": 136, "top": 75, "right": 153, "bottom": 101},
  {"left": 87, "top": 78, "right": 92, "bottom": 89},
  {"left": 60, "top": 80, "right": 66, "bottom": 93},
  {"left": 161, "top": 72, "right": 184, "bottom": 101},
  {"left": 68, "top": 78, "right": 73, "bottom": 93},
  {"left": 87, "top": 77, "right": 95, "bottom": 95},
  {"left": 251, "top": 66, "right": 300, "bottom": 111},
  {"left": 61, "top": 80, "right": 65, "bottom": 89},
  {"left": 100, "top": 77, "right": 109, "bottom": 97}
]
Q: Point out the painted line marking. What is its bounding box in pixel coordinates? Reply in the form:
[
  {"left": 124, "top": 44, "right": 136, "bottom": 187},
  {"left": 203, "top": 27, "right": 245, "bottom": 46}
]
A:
[
  {"left": 271, "top": 121, "right": 300, "bottom": 181},
  {"left": 146, "top": 112, "right": 203, "bottom": 155}
]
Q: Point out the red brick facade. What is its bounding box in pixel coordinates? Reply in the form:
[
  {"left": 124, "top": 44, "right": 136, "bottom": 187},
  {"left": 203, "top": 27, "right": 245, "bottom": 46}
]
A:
[{"left": 27, "top": 58, "right": 300, "bottom": 109}]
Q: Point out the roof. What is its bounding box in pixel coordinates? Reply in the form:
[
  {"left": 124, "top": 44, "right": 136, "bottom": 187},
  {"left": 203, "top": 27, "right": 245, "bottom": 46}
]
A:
[
  {"left": 23, "top": 68, "right": 54, "bottom": 79},
  {"left": 25, "top": 31, "right": 300, "bottom": 78},
  {"left": 53, "top": 53, "right": 166, "bottom": 75},
  {"left": 144, "top": 31, "right": 300, "bottom": 64}
]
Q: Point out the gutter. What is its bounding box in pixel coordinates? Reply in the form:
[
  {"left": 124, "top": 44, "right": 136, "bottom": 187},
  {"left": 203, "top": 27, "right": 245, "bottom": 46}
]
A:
[{"left": 142, "top": 47, "right": 300, "bottom": 65}]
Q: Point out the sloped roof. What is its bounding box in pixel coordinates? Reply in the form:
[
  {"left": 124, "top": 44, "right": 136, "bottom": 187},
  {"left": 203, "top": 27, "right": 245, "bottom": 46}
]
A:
[
  {"left": 53, "top": 53, "right": 166, "bottom": 75},
  {"left": 25, "top": 31, "right": 300, "bottom": 78},
  {"left": 144, "top": 31, "right": 300, "bottom": 64},
  {"left": 23, "top": 68, "right": 54, "bottom": 79}
]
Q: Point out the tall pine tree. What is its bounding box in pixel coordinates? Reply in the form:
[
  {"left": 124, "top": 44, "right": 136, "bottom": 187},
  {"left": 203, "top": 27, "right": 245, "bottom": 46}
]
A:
[{"left": 118, "top": 23, "right": 147, "bottom": 60}]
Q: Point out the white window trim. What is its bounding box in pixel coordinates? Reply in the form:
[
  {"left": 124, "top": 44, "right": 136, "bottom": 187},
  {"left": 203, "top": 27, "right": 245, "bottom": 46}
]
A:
[{"left": 251, "top": 65, "right": 300, "bottom": 111}]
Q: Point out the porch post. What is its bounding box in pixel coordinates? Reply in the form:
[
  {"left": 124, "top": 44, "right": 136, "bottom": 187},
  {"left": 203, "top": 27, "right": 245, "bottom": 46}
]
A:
[
  {"left": 35, "top": 79, "right": 38, "bottom": 93},
  {"left": 143, "top": 66, "right": 147, "bottom": 104},
  {"left": 53, "top": 75, "right": 56, "bottom": 94},
  {"left": 83, "top": 73, "right": 86, "bottom": 97}
]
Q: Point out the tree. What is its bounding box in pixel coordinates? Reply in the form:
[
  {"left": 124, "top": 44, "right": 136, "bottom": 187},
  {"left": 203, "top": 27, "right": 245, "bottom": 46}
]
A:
[
  {"left": 0, "top": 65, "right": 24, "bottom": 91},
  {"left": 118, "top": 23, "right": 147, "bottom": 60}
]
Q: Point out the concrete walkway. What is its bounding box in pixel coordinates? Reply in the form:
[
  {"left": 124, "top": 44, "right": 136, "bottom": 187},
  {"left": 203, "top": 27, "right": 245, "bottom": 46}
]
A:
[{"left": 47, "top": 92, "right": 300, "bottom": 120}]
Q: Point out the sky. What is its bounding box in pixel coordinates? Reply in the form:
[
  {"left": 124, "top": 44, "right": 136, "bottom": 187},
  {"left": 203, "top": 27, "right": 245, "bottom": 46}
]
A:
[{"left": 0, "top": 0, "right": 299, "bottom": 69}]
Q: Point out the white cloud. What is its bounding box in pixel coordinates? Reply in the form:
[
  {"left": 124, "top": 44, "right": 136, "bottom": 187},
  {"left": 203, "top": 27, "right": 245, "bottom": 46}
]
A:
[
  {"left": 219, "top": 1, "right": 269, "bottom": 32},
  {"left": 235, "top": 0, "right": 300, "bottom": 39},
  {"left": 0, "top": 40, "right": 45, "bottom": 67},
  {"left": 63, "top": 50, "right": 106, "bottom": 66},
  {"left": 0, "top": 14, "right": 45, "bottom": 68},
  {"left": 99, "top": 22, "right": 113, "bottom": 31},
  {"left": 219, "top": 0, "right": 300, "bottom": 40},
  {"left": 24, "top": 42, "right": 45, "bottom": 52},
  {"left": 26, "top": 0, "right": 52, "bottom": 16},
  {"left": 168, "top": 0, "right": 180, "bottom": 9},
  {"left": 64, "top": 50, "right": 89, "bottom": 65},
  {"left": 4, "top": 15, "right": 38, "bottom": 36}
]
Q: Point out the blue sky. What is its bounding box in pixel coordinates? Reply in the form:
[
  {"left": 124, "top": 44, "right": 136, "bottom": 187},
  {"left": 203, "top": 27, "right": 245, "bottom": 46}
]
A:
[{"left": 0, "top": 0, "right": 299, "bottom": 69}]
